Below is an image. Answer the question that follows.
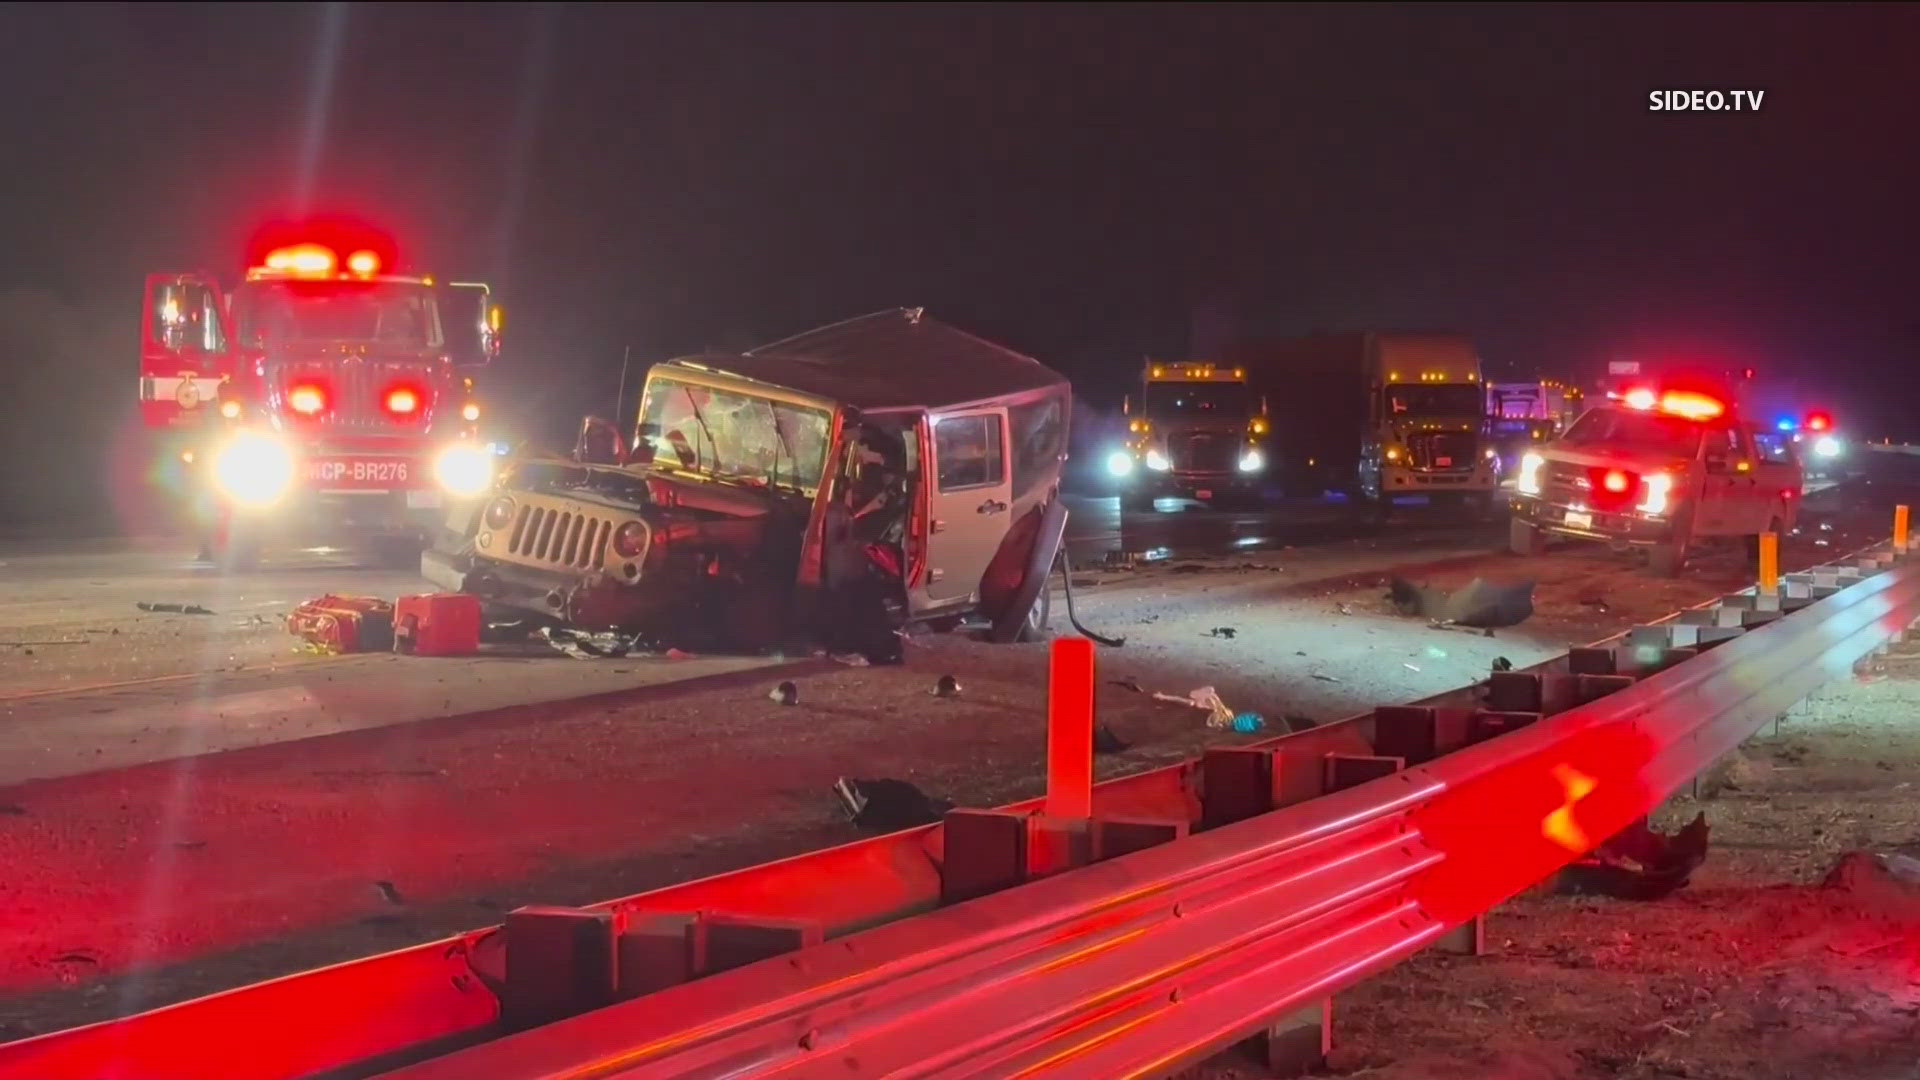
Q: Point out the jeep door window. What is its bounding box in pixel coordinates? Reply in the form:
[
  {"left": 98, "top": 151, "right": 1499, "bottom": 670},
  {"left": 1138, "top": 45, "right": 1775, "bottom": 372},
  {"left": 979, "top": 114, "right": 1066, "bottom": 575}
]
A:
[{"left": 934, "top": 413, "right": 1005, "bottom": 490}]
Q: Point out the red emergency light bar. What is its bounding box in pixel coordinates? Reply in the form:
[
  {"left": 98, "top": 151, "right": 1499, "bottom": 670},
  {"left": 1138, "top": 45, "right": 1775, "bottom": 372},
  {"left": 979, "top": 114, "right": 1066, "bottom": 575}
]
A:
[
  {"left": 1806, "top": 412, "right": 1831, "bottom": 432},
  {"left": 1613, "top": 386, "right": 1726, "bottom": 421}
]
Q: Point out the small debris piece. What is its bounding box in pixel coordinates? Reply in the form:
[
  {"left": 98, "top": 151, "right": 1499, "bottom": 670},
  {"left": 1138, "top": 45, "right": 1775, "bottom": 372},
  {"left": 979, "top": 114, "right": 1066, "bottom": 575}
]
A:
[
  {"left": 1335, "top": 603, "right": 1354, "bottom": 616},
  {"left": 537, "top": 625, "right": 648, "bottom": 659},
  {"left": 137, "top": 602, "right": 214, "bottom": 615},
  {"left": 833, "top": 777, "right": 953, "bottom": 832},
  {"left": 1109, "top": 677, "right": 1146, "bottom": 694},
  {"left": 831, "top": 653, "right": 870, "bottom": 667},
  {"left": 373, "top": 881, "right": 406, "bottom": 906},
  {"left": 1311, "top": 672, "right": 1341, "bottom": 683},
  {"left": 933, "top": 674, "right": 961, "bottom": 698},
  {"left": 1388, "top": 576, "right": 1535, "bottom": 628},
  {"left": 769, "top": 681, "right": 799, "bottom": 706},
  {"left": 1402, "top": 663, "right": 1421, "bottom": 673},
  {"left": 1491, "top": 656, "right": 1514, "bottom": 672},
  {"left": 1557, "top": 813, "right": 1709, "bottom": 900},
  {"left": 1230, "top": 712, "right": 1265, "bottom": 733},
  {"left": 664, "top": 648, "right": 693, "bottom": 659},
  {"left": 1152, "top": 686, "right": 1236, "bottom": 728},
  {"left": 1205, "top": 626, "right": 1238, "bottom": 639},
  {"left": 1094, "top": 724, "right": 1130, "bottom": 753}
]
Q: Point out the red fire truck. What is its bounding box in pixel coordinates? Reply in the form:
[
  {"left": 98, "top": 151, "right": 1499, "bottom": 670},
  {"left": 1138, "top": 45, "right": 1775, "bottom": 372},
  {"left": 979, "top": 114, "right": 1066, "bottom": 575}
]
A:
[{"left": 138, "top": 229, "right": 502, "bottom": 567}]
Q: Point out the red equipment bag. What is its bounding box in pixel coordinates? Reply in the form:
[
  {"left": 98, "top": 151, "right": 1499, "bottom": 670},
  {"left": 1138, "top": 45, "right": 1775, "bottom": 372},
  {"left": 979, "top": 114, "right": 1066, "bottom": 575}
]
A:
[
  {"left": 286, "top": 595, "right": 395, "bottom": 654},
  {"left": 393, "top": 593, "right": 482, "bottom": 656}
]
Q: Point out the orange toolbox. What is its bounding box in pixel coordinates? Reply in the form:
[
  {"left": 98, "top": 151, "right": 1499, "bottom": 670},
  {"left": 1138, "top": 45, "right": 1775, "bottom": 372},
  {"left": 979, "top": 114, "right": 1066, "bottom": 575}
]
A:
[
  {"left": 286, "top": 595, "right": 395, "bottom": 654},
  {"left": 393, "top": 593, "right": 482, "bottom": 656}
]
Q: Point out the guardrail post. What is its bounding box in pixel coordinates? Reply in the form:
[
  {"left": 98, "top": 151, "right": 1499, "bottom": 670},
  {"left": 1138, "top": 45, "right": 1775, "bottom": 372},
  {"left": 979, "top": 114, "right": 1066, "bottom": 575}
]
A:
[
  {"left": 1897, "top": 504, "right": 1911, "bottom": 555},
  {"left": 1045, "top": 636, "right": 1094, "bottom": 820},
  {"left": 1249, "top": 998, "right": 1332, "bottom": 1075},
  {"left": 1758, "top": 530, "right": 1779, "bottom": 592},
  {"left": 1435, "top": 914, "right": 1486, "bottom": 956}
]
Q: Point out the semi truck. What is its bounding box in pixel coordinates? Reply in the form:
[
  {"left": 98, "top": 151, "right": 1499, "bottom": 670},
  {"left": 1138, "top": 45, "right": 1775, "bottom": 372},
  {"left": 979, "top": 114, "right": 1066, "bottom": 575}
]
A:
[
  {"left": 137, "top": 227, "right": 503, "bottom": 567},
  {"left": 1487, "top": 379, "right": 1584, "bottom": 474},
  {"left": 1105, "top": 360, "right": 1268, "bottom": 510},
  {"left": 1223, "top": 332, "right": 1497, "bottom": 510}
]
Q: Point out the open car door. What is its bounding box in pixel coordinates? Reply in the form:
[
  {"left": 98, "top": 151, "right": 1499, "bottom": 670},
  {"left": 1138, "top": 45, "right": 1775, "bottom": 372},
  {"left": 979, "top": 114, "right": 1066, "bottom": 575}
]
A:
[{"left": 138, "top": 272, "right": 233, "bottom": 427}]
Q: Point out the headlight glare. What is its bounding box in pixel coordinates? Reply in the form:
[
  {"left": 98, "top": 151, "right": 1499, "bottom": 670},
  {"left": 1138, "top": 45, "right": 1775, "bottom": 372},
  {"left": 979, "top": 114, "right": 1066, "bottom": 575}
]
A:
[
  {"left": 212, "top": 431, "right": 294, "bottom": 509},
  {"left": 1106, "top": 450, "right": 1135, "bottom": 477},
  {"left": 1238, "top": 448, "right": 1264, "bottom": 473},
  {"left": 1517, "top": 452, "right": 1545, "bottom": 496},
  {"left": 435, "top": 443, "right": 495, "bottom": 497},
  {"left": 1144, "top": 450, "right": 1170, "bottom": 472}
]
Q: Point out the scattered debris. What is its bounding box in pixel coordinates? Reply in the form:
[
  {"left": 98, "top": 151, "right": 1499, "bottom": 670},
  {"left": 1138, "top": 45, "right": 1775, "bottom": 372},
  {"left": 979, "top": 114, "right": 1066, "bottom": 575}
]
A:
[
  {"left": 537, "top": 626, "right": 648, "bottom": 659},
  {"left": 768, "top": 681, "right": 799, "bottom": 706},
  {"left": 373, "top": 880, "right": 406, "bottom": 906},
  {"left": 831, "top": 652, "right": 871, "bottom": 667},
  {"left": 1205, "top": 626, "right": 1238, "bottom": 639},
  {"left": 1231, "top": 712, "right": 1265, "bottom": 733},
  {"left": 1109, "top": 677, "right": 1146, "bottom": 694},
  {"left": 833, "top": 777, "right": 953, "bottom": 832},
  {"left": 1169, "top": 563, "right": 1207, "bottom": 574},
  {"left": 664, "top": 648, "right": 694, "bottom": 660},
  {"left": 1152, "top": 686, "right": 1236, "bottom": 728},
  {"left": 1402, "top": 663, "right": 1421, "bottom": 673},
  {"left": 1311, "top": 672, "right": 1341, "bottom": 683},
  {"left": 932, "top": 674, "right": 962, "bottom": 698},
  {"left": 1094, "top": 724, "right": 1130, "bottom": 753},
  {"left": 289, "top": 595, "right": 395, "bottom": 653},
  {"left": 1557, "top": 813, "right": 1710, "bottom": 900},
  {"left": 136, "top": 602, "right": 213, "bottom": 615},
  {"left": 1387, "top": 577, "right": 1535, "bottom": 628},
  {"left": 1424, "top": 645, "right": 1448, "bottom": 659},
  {"left": 1491, "top": 656, "right": 1514, "bottom": 672},
  {"left": 1, "top": 639, "right": 86, "bottom": 647},
  {"left": 1335, "top": 602, "right": 1354, "bottom": 616},
  {"left": 481, "top": 619, "right": 531, "bottom": 643}
]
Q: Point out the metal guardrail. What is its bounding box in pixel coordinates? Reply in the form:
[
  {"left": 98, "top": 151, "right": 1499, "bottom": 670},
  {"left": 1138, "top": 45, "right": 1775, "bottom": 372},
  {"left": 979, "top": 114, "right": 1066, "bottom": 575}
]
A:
[
  {"left": 4, "top": 535, "right": 1915, "bottom": 1079},
  {"left": 377, "top": 546, "right": 1920, "bottom": 1078}
]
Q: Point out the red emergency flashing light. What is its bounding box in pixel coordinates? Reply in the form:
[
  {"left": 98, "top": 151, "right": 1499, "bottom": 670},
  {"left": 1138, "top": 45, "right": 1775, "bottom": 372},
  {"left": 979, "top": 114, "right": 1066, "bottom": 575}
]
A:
[
  {"left": 288, "top": 383, "right": 327, "bottom": 415},
  {"left": 346, "top": 249, "right": 381, "bottom": 276},
  {"left": 1806, "top": 412, "right": 1831, "bottom": 432},
  {"left": 384, "top": 386, "right": 421, "bottom": 416},
  {"left": 1623, "top": 387, "right": 1658, "bottom": 410},
  {"left": 1602, "top": 469, "right": 1630, "bottom": 493},
  {"left": 263, "top": 244, "right": 336, "bottom": 276},
  {"left": 1658, "top": 391, "right": 1724, "bottom": 421}
]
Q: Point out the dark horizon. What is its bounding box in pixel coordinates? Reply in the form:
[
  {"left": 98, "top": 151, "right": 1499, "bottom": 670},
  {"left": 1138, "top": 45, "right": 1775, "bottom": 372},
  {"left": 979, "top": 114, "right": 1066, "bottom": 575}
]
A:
[{"left": 3, "top": 3, "right": 1917, "bottom": 523}]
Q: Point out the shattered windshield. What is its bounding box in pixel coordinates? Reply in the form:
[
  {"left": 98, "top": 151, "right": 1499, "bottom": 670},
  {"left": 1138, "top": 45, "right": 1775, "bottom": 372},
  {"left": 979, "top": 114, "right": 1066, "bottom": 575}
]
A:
[
  {"left": 234, "top": 280, "right": 443, "bottom": 349},
  {"left": 635, "top": 375, "right": 832, "bottom": 492}
]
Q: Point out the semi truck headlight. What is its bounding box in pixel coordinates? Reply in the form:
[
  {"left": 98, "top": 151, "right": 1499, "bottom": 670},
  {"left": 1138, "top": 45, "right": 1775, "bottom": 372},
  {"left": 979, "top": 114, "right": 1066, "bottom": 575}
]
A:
[
  {"left": 1106, "top": 450, "right": 1135, "bottom": 477},
  {"left": 1813, "top": 436, "right": 1842, "bottom": 458},
  {"left": 1384, "top": 447, "right": 1402, "bottom": 462},
  {"left": 1517, "top": 452, "right": 1544, "bottom": 495},
  {"left": 213, "top": 431, "right": 295, "bottom": 509},
  {"left": 1238, "top": 448, "right": 1264, "bottom": 473},
  {"left": 1144, "top": 449, "right": 1170, "bottom": 472},
  {"left": 1638, "top": 471, "right": 1674, "bottom": 515},
  {"left": 435, "top": 443, "right": 495, "bottom": 496}
]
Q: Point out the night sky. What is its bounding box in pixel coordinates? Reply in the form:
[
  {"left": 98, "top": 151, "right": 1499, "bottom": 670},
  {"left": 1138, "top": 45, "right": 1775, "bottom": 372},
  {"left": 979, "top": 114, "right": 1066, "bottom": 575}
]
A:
[{"left": 1, "top": 3, "right": 1915, "bottom": 524}]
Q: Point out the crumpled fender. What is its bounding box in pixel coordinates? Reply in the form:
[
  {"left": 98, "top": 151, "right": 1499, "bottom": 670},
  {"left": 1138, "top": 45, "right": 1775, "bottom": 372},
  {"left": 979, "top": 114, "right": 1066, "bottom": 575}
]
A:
[{"left": 985, "top": 496, "right": 1068, "bottom": 643}]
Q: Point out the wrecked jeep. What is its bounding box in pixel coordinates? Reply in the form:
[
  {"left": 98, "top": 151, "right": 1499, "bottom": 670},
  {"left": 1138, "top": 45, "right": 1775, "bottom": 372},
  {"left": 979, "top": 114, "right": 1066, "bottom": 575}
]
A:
[{"left": 421, "top": 308, "right": 1072, "bottom": 650}]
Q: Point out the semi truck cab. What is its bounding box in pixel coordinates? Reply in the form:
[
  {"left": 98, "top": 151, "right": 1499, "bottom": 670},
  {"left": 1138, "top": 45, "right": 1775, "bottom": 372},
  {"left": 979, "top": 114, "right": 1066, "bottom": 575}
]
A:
[
  {"left": 1106, "top": 361, "right": 1268, "bottom": 511},
  {"left": 1359, "top": 339, "right": 1498, "bottom": 509}
]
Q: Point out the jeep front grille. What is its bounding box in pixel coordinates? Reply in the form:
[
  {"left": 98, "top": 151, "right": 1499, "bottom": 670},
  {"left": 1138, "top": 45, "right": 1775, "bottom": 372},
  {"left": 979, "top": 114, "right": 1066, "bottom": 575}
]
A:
[{"left": 507, "top": 503, "right": 613, "bottom": 571}]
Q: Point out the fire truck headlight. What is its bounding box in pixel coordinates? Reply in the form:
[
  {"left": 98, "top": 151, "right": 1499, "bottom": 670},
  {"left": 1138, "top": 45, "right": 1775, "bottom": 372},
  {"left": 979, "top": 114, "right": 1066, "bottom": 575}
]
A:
[
  {"left": 1517, "top": 452, "right": 1545, "bottom": 496},
  {"left": 435, "top": 443, "right": 495, "bottom": 496},
  {"left": 1238, "top": 448, "right": 1264, "bottom": 473},
  {"left": 1638, "top": 471, "right": 1674, "bottom": 515},
  {"left": 1813, "top": 436, "right": 1842, "bottom": 459},
  {"left": 1106, "top": 450, "right": 1135, "bottom": 478},
  {"left": 1144, "top": 450, "right": 1170, "bottom": 472},
  {"left": 213, "top": 431, "right": 294, "bottom": 509},
  {"left": 461, "top": 402, "right": 481, "bottom": 422}
]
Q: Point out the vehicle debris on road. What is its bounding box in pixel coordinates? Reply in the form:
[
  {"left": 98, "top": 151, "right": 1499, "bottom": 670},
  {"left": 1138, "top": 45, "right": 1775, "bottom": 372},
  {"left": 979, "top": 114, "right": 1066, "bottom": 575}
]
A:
[
  {"left": 1094, "top": 724, "right": 1130, "bottom": 753},
  {"left": 1555, "top": 812, "right": 1710, "bottom": 900},
  {"left": 1151, "top": 685, "right": 1237, "bottom": 728},
  {"left": 1205, "top": 626, "right": 1238, "bottom": 639},
  {"left": 832, "top": 777, "right": 953, "bottom": 832},
  {"left": 932, "top": 674, "right": 962, "bottom": 698},
  {"left": 136, "top": 602, "right": 213, "bottom": 615},
  {"left": 536, "top": 625, "right": 652, "bottom": 660},
  {"left": 767, "top": 681, "right": 800, "bottom": 706},
  {"left": 286, "top": 595, "right": 394, "bottom": 654},
  {"left": 1387, "top": 576, "right": 1535, "bottom": 628}
]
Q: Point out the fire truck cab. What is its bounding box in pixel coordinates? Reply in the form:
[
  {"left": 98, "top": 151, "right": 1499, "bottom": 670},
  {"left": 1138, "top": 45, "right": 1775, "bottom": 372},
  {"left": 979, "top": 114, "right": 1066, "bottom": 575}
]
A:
[
  {"left": 138, "top": 235, "right": 503, "bottom": 567},
  {"left": 1508, "top": 386, "right": 1802, "bottom": 576},
  {"left": 1106, "top": 361, "right": 1267, "bottom": 511}
]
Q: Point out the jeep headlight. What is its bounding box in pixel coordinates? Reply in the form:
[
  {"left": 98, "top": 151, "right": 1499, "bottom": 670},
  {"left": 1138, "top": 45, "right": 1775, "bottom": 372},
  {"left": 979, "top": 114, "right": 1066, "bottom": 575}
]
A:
[
  {"left": 1238, "top": 447, "right": 1264, "bottom": 473},
  {"left": 1144, "top": 449, "right": 1170, "bottom": 472}
]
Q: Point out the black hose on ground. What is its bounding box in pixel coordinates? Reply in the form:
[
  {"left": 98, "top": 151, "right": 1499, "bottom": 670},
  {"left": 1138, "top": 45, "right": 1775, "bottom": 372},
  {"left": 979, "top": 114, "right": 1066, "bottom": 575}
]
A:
[{"left": 1056, "top": 547, "right": 1125, "bottom": 647}]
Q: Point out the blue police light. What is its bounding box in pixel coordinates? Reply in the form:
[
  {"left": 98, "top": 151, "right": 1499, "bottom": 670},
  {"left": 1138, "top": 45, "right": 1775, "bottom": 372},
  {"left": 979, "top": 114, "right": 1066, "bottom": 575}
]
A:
[{"left": 1775, "top": 418, "right": 1798, "bottom": 432}]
